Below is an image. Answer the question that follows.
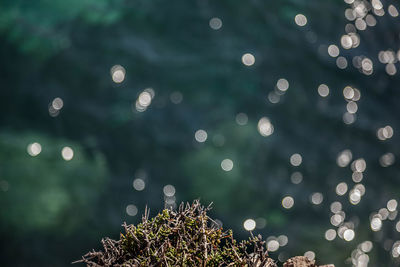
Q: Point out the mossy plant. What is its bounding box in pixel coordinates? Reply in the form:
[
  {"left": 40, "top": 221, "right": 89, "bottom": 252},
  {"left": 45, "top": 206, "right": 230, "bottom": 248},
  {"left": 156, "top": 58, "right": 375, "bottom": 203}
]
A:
[
  {"left": 75, "top": 200, "right": 276, "bottom": 266},
  {"left": 75, "top": 200, "right": 332, "bottom": 267}
]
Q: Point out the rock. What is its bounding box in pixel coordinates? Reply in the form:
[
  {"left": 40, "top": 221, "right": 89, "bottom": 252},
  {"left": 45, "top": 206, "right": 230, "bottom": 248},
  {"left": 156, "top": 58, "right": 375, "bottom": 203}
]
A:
[
  {"left": 282, "top": 256, "right": 335, "bottom": 267},
  {"left": 283, "top": 256, "right": 317, "bottom": 267}
]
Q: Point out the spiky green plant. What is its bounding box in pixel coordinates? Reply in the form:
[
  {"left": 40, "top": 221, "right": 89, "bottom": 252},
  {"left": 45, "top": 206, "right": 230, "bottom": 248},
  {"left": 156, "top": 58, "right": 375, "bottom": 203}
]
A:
[
  {"left": 74, "top": 200, "right": 333, "bottom": 267},
  {"left": 74, "top": 200, "right": 276, "bottom": 266}
]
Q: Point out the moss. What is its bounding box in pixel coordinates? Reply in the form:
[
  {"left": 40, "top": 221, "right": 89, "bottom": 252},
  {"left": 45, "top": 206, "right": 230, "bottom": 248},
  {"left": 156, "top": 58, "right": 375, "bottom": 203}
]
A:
[
  {"left": 74, "top": 201, "right": 333, "bottom": 266},
  {"left": 75, "top": 200, "right": 274, "bottom": 266}
]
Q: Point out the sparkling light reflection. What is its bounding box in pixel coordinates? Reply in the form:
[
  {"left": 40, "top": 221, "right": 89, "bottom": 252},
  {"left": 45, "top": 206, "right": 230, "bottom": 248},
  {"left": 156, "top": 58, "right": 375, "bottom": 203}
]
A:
[
  {"left": 257, "top": 117, "right": 274, "bottom": 137},
  {"left": 243, "top": 219, "right": 256, "bottom": 231},
  {"left": 209, "top": 17, "right": 222, "bottom": 30},
  {"left": 282, "top": 196, "right": 294, "bottom": 209},
  {"left": 295, "top": 14, "right": 308, "bottom": 26},
  {"left": 221, "top": 159, "right": 233, "bottom": 171},
  {"left": 61, "top": 146, "right": 74, "bottom": 161},
  {"left": 242, "top": 53, "right": 255, "bottom": 66},
  {"left": 111, "top": 65, "right": 126, "bottom": 83},
  {"left": 195, "top": 129, "right": 208, "bottom": 143},
  {"left": 27, "top": 142, "right": 42, "bottom": 157}
]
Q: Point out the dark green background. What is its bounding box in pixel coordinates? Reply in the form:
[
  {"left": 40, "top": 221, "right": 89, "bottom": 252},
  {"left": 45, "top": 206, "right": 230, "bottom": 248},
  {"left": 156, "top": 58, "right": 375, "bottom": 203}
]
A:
[{"left": 0, "top": 0, "right": 399, "bottom": 266}]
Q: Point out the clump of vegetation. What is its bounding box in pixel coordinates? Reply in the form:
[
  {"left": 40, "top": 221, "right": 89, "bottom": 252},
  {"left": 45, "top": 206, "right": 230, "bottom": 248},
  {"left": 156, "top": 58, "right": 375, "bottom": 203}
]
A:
[{"left": 75, "top": 200, "right": 332, "bottom": 267}]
